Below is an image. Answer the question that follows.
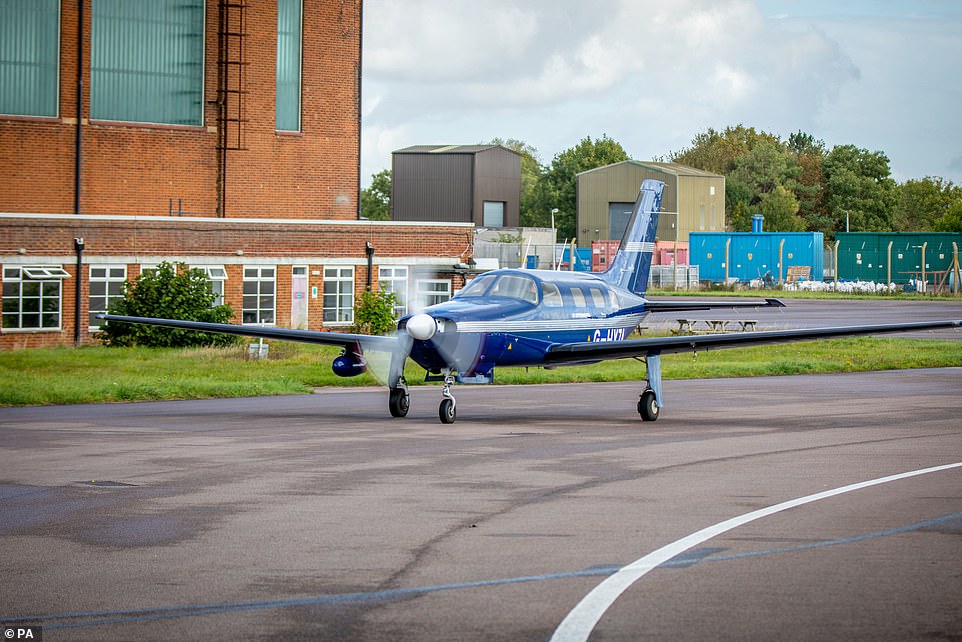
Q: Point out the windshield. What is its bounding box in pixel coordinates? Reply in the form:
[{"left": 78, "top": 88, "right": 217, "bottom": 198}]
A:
[{"left": 457, "top": 274, "right": 497, "bottom": 297}]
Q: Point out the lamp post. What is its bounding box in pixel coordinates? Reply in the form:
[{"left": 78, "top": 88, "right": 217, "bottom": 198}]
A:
[{"left": 550, "top": 208, "right": 559, "bottom": 269}]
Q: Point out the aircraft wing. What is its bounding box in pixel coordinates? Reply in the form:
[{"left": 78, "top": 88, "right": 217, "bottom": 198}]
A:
[
  {"left": 544, "top": 319, "right": 962, "bottom": 366},
  {"left": 97, "top": 314, "right": 399, "bottom": 351},
  {"left": 643, "top": 297, "right": 786, "bottom": 313}
]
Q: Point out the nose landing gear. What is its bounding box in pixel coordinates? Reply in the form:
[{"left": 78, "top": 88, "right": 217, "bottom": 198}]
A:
[{"left": 439, "top": 371, "right": 457, "bottom": 424}]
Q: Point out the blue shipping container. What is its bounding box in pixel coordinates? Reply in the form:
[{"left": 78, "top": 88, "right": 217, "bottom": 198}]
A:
[{"left": 690, "top": 232, "right": 825, "bottom": 283}]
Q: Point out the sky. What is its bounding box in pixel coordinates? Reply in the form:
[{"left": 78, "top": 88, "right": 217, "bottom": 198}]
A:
[{"left": 360, "top": 0, "right": 962, "bottom": 188}]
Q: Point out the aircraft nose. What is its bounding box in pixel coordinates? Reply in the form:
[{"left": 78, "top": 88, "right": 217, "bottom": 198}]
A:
[{"left": 406, "top": 313, "right": 437, "bottom": 341}]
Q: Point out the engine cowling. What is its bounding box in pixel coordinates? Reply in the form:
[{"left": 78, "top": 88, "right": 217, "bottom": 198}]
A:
[{"left": 332, "top": 351, "right": 367, "bottom": 377}]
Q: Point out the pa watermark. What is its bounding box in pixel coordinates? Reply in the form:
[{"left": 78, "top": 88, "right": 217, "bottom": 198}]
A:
[{"left": 1, "top": 625, "right": 42, "bottom": 641}]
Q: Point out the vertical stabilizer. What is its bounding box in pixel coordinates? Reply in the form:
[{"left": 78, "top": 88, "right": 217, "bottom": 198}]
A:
[{"left": 600, "top": 179, "right": 665, "bottom": 294}]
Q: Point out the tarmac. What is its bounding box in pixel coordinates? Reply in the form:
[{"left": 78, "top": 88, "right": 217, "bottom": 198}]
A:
[{"left": 2, "top": 364, "right": 961, "bottom": 640}]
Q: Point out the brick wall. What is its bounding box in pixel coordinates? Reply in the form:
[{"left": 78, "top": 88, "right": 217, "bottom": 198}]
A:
[
  {"left": 0, "top": 0, "right": 360, "bottom": 219},
  {"left": 1, "top": 215, "right": 475, "bottom": 349}
]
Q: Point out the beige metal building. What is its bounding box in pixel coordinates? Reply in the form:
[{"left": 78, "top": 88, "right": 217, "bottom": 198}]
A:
[{"left": 576, "top": 161, "right": 725, "bottom": 243}]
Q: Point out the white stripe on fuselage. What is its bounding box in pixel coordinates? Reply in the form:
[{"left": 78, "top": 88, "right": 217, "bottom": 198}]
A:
[{"left": 452, "top": 313, "right": 647, "bottom": 336}]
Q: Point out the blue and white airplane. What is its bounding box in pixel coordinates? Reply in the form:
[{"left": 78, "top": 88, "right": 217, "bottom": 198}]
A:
[{"left": 102, "top": 180, "right": 962, "bottom": 424}]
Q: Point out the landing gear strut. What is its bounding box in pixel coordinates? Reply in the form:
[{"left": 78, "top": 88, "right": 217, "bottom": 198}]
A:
[
  {"left": 637, "top": 353, "right": 663, "bottom": 422},
  {"left": 439, "top": 371, "right": 457, "bottom": 424},
  {"left": 389, "top": 378, "right": 410, "bottom": 418}
]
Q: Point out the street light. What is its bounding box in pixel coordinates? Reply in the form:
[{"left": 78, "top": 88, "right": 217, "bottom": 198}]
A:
[{"left": 550, "top": 208, "right": 559, "bottom": 269}]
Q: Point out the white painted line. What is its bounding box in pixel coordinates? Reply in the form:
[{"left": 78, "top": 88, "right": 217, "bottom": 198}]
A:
[{"left": 551, "top": 461, "right": 962, "bottom": 642}]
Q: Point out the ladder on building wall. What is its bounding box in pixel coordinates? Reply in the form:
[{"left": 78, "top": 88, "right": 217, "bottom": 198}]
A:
[{"left": 213, "top": 0, "right": 249, "bottom": 217}]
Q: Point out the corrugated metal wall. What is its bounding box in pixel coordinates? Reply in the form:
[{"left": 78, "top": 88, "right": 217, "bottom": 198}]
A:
[
  {"left": 392, "top": 153, "right": 474, "bottom": 222},
  {"left": 691, "top": 232, "right": 825, "bottom": 283},
  {"left": 474, "top": 148, "right": 521, "bottom": 227},
  {"left": 836, "top": 232, "right": 962, "bottom": 284},
  {"left": 576, "top": 162, "right": 724, "bottom": 243}
]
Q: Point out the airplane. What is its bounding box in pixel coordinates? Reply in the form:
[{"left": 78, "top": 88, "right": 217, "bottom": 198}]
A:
[{"left": 100, "top": 179, "right": 962, "bottom": 424}]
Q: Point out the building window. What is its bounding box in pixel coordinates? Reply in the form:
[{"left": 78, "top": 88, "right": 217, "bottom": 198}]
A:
[
  {"left": 483, "top": 201, "right": 505, "bottom": 228},
  {"left": 2, "top": 265, "right": 69, "bottom": 330},
  {"left": 194, "top": 266, "right": 227, "bottom": 307},
  {"left": 276, "top": 0, "right": 302, "bottom": 132},
  {"left": 323, "top": 267, "right": 354, "bottom": 325},
  {"left": 242, "top": 266, "right": 275, "bottom": 325},
  {"left": 0, "top": 0, "right": 59, "bottom": 117},
  {"left": 609, "top": 202, "right": 633, "bottom": 241},
  {"left": 88, "top": 265, "right": 127, "bottom": 328},
  {"left": 416, "top": 279, "right": 451, "bottom": 309},
  {"left": 378, "top": 266, "right": 408, "bottom": 318},
  {"left": 91, "top": 0, "right": 204, "bottom": 125}
]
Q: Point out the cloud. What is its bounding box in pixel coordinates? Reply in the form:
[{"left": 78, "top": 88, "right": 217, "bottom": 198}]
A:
[{"left": 360, "top": 0, "right": 958, "bottom": 185}]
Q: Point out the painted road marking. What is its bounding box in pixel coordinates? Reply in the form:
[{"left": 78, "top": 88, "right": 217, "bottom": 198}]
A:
[{"left": 551, "top": 461, "right": 962, "bottom": 642}]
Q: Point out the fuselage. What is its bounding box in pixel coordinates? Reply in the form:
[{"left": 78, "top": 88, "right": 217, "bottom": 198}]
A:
[{"left": 398, "top": 268, "right": 650, "bottom": 376}]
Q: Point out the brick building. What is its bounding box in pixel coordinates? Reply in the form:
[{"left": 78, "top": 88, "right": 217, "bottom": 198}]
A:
[{"left": 1, "top": 0, "right": 473, "bottom": 349}]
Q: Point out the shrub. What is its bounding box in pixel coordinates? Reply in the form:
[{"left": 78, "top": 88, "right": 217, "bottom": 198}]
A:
[
  {"left": 99, "top": 261, "right": 237, "bottom": 347},
  {"left": 351, "top": 289, "right": 399, "bottom": 336}
]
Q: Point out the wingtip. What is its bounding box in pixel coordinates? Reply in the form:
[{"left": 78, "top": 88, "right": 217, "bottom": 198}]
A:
[{"left": 765, "top": 298, "right": 787, "bottom": 308}]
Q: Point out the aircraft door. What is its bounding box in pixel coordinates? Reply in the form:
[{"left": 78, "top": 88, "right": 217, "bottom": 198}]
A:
[{"left": 291, "top": 266, "right": 309, "bottom": 329}]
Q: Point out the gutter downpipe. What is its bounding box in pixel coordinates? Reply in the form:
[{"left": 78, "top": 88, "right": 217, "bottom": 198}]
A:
[
  {"left": 73, "top": 238, "right": 85, "bottom": 345},
  {"left": 75, "top": 0, "right": 84, "bottom": 214}
]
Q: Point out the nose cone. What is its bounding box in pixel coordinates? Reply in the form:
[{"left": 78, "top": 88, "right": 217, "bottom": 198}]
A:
[{"left": 406, "top": 313, "right": 437, "bottom": 341}]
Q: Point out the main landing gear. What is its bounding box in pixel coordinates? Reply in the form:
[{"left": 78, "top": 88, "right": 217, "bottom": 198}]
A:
[{"left": 637, "top": 353, "right": 663, "bottom": 422}]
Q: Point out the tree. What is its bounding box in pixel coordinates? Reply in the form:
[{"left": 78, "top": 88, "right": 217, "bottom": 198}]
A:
[
  {"left": 757, "top": 185, "right": 805, "bottom": 232},
  {"left": 934, "top": 200, "right": 962, "bottom": 232},
  {"left": 99, "top": 262, "right": 235, "bottom": 347},
  {"left": 486, "top": 138, "right": 544, "bottom": 228},
  {"left": 360, "top": 169, "right": 392, "bottom": 221},
  {"left": 670, "top": 124, "right": 782, "bottom": 176},
  {"left": 896, "top": 177, "right": 961, "bottom": 231},
  {"left": 529, "top": 134, "right": 629, "bottom": 240},
  {"left": 822, "top": 145, "right": 899, "bottom": 233}
]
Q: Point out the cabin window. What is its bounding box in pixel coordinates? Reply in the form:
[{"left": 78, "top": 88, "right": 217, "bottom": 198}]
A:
[
  {"left": 88, "top": 265, "right": 127, "bottom": 329},
  {"left": 542, "top": 282, "right": 563, "bottom": 307},
  {"left": 488, "top": 275, "right": 538, "bottom": 304},
  {"left": 570, "top": 287, "right": 587, "bottom": 308}
]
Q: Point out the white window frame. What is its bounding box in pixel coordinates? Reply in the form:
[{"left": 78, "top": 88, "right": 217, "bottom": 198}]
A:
[
  {"left": 378, "top": 266, "right": 408, "bottom": 318},
  {"left": 2, "top": 265, "right": 66, "bottom": 332},
  {"left": 323, "top": 266, "right": 354, "bottom": 325},
  {"left": 88, "top": 265, "right": 127, "bottom": 330},
  {"left": 194, "top": 265, "right": 228, "bottom": 307},
  {"left": 416, "top": 279, "right": 451, "bottom": 309},
  {"left": 242, "top": 266, "right": 276, "bottom": 325}
]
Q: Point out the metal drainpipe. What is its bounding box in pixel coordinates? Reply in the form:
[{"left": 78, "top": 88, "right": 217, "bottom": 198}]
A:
[
  {"left": 74, "top": 0, "right": 84, "bottom": 214},
  {"left": 365, "top": 242, "right": 375, "bottom": 289},
  {"left": 74, "top": 238, "right": 85, "bottom": 345}
]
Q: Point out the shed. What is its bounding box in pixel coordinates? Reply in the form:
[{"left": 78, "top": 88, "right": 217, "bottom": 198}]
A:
[
  {"left": 391, "top": 145, "right": 521, "bottom": 228},
  {"left": 691, "top": 232, "right": 825, "bottom": 283},
  {"left": 576, "top": 161, "right": 725, "bottom": 244}
]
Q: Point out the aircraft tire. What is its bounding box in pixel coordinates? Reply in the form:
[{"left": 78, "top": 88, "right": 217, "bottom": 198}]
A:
[
  {"left": 638, "top": 390, "right": 659, "bottom": 421},
  {"left": 439, "top": 398, "right": 456, "bottom": 424},
  {"left": 389, "top": 388, "right": 410, "bottom": 418}
]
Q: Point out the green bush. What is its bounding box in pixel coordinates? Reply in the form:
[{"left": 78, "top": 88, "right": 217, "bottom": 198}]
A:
[
  {"left": 99, "top": 261, "right": 237, "bottom": 347},
  {"left": 351, "top": 289, "right": 399, "bottom": 336}
]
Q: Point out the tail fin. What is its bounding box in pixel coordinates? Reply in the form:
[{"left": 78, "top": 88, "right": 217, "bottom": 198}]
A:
[{"left": 600, "top": 179, "right": 665, "bottom": 295}]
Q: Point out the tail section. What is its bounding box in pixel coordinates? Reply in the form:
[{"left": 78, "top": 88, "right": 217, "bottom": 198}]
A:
[{"left": 600, "top": 179, "right": 665, "bottom": 295}]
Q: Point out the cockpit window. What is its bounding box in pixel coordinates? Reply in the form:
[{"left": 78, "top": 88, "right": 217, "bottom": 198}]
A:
[
  {"left": 488, "top": 274, "right": 539, "bottom": 304},
  {"left": 457, "top": 274, "right": 497, "bottom": 297}
]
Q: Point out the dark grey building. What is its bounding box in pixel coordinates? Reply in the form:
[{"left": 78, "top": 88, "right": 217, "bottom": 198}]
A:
[{"left": 391, "top": 145, "right": 521, "bottom": 227}]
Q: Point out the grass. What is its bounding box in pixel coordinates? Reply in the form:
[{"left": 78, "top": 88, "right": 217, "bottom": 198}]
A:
[{"left": 4, "top": 335, "right": 962, "bottom": 406}]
